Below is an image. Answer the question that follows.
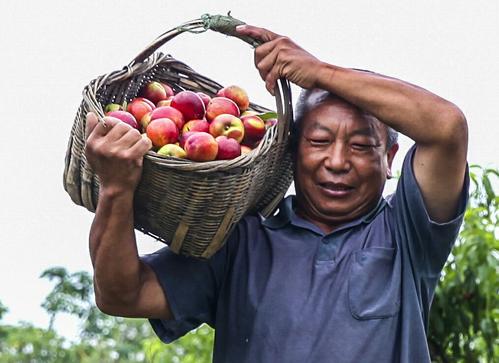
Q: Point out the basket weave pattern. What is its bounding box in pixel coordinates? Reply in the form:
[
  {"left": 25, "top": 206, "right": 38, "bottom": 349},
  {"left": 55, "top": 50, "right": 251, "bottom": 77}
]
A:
[{"left": 63, "top": 16, "right": 294, "bottom": 258}]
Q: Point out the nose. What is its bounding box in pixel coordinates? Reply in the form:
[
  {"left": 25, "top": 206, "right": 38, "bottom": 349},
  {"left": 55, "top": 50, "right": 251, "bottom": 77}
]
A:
[{"left": 324, "top": 142, "right": 351, "bottom": 173}]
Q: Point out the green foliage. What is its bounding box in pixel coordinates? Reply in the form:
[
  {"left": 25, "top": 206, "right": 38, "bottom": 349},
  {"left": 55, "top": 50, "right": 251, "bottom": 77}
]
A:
[
  {"left": 143, "top": 324, "right": 214, "bottom": 363},
  {"left": 40, "top": 267, "right": 94, "bottom": 331},
  {"left": 429, "top": 166, "right": 498, "bottom": 363},
  {"left": 0, "top": 322, "right": 70, "bottom": 363},
  {"left": 0, "top": 300, "right": 7, "bottom": 321},
  {"left": 0, "top": 269, "right": 214, "bottom": 362}
]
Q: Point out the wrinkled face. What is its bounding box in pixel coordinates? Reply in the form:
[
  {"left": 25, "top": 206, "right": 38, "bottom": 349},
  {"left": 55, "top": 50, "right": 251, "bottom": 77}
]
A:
[{"left": 295, "top": 96, "right": 397, "bottom": 232}]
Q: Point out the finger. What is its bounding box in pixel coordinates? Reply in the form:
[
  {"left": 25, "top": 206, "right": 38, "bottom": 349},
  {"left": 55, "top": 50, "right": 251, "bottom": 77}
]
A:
[
  {"left": 253, "top": 40, "right": 279, "bottom": 80},
  {"left": 265, "top": 69, "right": 280, "bottom": 96},
  {"left": 254, "top": 58, "right": 269, "bottom": 84},
  {"left": 256, "top": 43, "right": 281, "bottom": 79},
  {"left": 117, "top": 128, "right": 143, "bottom": 149},
  {"left": 85, "top": 112, "right": 99, "bottom": 140},
  {"left": 88, "top": 115, "right": 121, "bottom": 143},
  {"left": 128, "top": 136, "right": 153, "bottom": 159},
  {"left": 256, "top": 46, "right": 285, "bottom": 95},
  {"left": 104, "top": 118, "right": 135, "bottom": 142},
  {"left": 236, "top": 24, "right": 280, "bottom": 43},
  {"left": 254, "top": 36, "right": 287, "bottom": 61}
]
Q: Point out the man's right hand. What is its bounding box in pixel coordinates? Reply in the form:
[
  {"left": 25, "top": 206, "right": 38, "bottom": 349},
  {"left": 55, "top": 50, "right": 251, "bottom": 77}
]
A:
[
  {"left": 84, "top": 112, "right": 152, "bottom": 194},
  {"left": 84, "top": 112, "right": 171, "bottom": 320}
]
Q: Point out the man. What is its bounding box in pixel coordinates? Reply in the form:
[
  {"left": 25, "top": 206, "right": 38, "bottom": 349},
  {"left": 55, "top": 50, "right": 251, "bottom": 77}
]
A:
[{"left": 84, "top": 24, "right": 468, "bottom": 362}]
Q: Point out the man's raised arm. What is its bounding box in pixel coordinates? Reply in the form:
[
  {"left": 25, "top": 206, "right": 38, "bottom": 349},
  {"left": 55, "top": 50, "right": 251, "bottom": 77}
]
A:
[
  {"left": 84, "top": 112, "right": 172, "bottom": 320},
  {"left": 237, "top": 25, "right": 468, "bottom": 222}
]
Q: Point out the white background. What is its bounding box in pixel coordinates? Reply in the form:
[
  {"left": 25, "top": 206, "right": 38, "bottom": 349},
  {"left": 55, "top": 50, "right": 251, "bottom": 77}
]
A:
[{"left": 0, "top": 0, "right": 498, "bottom": 339}]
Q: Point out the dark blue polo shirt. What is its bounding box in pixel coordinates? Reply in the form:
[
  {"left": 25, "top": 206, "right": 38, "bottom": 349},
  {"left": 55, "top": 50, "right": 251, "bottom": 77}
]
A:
[{"left": 141, "top": 146, "right": 469, "bottom": 363}]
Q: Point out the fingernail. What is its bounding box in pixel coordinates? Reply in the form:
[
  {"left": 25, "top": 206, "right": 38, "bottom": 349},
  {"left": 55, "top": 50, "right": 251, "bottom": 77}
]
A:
[{"left": 236, "top": 25, "right": 246, "bottom": 31}]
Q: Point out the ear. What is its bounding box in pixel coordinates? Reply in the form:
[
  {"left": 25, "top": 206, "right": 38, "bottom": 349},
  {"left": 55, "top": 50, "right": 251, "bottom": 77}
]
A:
[{"left": 386, "top": 143, "right": 399, "bottom": 179}]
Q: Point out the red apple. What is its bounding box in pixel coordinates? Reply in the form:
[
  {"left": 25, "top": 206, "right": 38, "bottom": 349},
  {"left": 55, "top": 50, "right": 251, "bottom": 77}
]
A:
[
  {"left": 184, "top": 132, "right": 218, "bottom": 161},
  {"left": 197, "top": 92, "right": 211, "bottom": 108},
  {"left": 140, "top": 81, "right": 168, "bottom": 104},
  {"left": 146, "top": 118, "right": 179, "bottom": 148},
  {"left": 179, "top": 131, "right": 199, "bottom": 149},
  {"left": 182, "top": 119, "right": 210, "bottom": 133},
  {"left": 157, "top": 144, "right": 187, "bottom": 158},
  {"left": 127, "top": 98, "right": 154, "bottom": 124},
  {"left": 106, "top": 111, "right": 139, "bottom": 130},
  {"left": 160, "top": 82, "right": 174, "bottom": 98},
  {"left": 241, "top": 115, "right": 266, "bottom": 145},
  {"left": 223, "top": 85, "right": 250, "bottom": 112},
  {"left": 205, "top": 97, "right": 240, "bottom": 122},
  {"left": 150, "top": 106, "right": 185, "bottom": 130},
  {"left": 170, "top": 91, "right": 206, "bottom": 121},
  {"left": 156, "top": 97, "right": 173, "bottom": 108},
  {"left": 209, "top": 114, "right": 245, "bottom": 143},
  {"left": 240, "top": 145, "right": 253, "bottom": 155},
  {"left": 216, "top": 88, "right": 226, "bottom": 97},
  {"left": 134, "top": 97, "right": 155, "bottom": 109},
  {"left": 216, "top": 136, "right": 241, "bottom": 160},
  {"left": 240, "top": 110, "right": 257, "bottom": 117}
]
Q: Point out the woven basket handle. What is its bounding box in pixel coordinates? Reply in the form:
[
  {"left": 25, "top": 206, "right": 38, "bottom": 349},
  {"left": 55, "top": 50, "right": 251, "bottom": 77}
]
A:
[
  {"left": 131, "top": 14, "right": 261, "bottom": 66},
  {"left": 127, "top": 13, "right": 293, "bottom": 144}
]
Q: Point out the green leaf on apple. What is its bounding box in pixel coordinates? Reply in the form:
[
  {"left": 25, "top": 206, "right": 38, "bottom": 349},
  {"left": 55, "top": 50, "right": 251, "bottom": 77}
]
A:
[{"left": 256, "top": 111, "right": 278, "bottom": 121}]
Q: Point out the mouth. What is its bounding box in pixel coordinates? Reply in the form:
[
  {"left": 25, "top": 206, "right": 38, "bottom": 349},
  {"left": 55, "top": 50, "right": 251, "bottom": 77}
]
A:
[{"left": 318, "top": 182, "right": 355, "bottom": 197}]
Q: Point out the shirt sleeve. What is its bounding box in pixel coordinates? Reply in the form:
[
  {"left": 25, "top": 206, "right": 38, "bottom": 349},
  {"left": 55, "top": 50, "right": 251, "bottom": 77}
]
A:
[
  {"left": 390, "top": 144, "right": 469, "bottom": 277},
  {"left": 140, "top": 227, "right": 237, "bottom": 343}
]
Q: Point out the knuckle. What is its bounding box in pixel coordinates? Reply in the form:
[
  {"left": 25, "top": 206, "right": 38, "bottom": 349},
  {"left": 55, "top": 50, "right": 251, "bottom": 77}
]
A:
[
  {"left": 127, "top": 128, "right": 141, "bottom": 139},
  {"left": 277, "top": 36, "right": 290, "bottom": 45},
  {"left": 119, "top": 150, "right": 131, "bottom": 160},
  {"left": 116, "top": 123, "right": 130, "bottom": 133},
  {"left": 141, "top": 137, "right": 152, "bottom": 150},
  {"left": 85, "top": 139, "right": 102, "bottom": 156},
  {"left": 280, "top": 48, "right": 291, "bottom": 57},
  {"left": 119, "top": 148, "right": 140, "bottom": 162},
  {"left": 105, "top": 147, "right": 118, "bottom": 159}
]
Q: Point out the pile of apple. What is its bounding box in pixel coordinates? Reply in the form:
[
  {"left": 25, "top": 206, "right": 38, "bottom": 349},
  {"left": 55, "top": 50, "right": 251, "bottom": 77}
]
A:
[{"left": 103, "top": 81, "right": 277, "bottom": 161}]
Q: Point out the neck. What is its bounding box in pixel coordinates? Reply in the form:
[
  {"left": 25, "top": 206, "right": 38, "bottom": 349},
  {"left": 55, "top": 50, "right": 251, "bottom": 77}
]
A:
[
  {"left": 294, "top": 196, "right": 382, "bottom": 235},
  {"left": 295, "top": 208, "right": 338, "bottom": 234}
]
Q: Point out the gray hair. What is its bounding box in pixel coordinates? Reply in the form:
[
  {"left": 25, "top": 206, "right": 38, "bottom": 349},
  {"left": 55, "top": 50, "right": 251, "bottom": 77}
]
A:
[{"left": 293, "top": 88, "right": 398, "bottom": 150}]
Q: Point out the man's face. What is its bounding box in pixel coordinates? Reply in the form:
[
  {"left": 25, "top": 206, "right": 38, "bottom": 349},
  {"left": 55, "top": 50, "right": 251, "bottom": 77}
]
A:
[{"left": 294, "top": 96, "right": 397, "bottom": 232}]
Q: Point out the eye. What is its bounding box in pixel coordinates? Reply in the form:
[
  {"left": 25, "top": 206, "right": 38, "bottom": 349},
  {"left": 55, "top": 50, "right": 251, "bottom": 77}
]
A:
[
  {"left": 351, "top": 143, "right": 376, "bottom": 151},
  {"left": 308, "top": 138, "right": 330, "bottom": 146}
]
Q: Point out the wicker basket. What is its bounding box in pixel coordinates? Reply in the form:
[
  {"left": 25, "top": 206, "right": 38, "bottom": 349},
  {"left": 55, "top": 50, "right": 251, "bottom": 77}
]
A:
[{"left": 63, "top": 14, "right": 294, "bottom": 258}]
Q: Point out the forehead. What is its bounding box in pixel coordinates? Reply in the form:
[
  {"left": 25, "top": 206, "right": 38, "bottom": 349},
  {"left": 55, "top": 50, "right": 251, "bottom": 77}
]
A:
[{"left": 301, "top": 95, "right": 386, "bottom": 139}]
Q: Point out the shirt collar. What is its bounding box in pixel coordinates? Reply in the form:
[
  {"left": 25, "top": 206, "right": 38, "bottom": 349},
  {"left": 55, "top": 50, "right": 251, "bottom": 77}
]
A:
[{"left": 261, "top": 195, "right": 387, "bottom": 235}]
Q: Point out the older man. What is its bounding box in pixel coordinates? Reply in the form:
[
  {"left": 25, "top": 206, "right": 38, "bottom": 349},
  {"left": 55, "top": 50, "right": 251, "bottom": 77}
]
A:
[{"left": 84, "top": 25, "right": 468, "bottom": 363}]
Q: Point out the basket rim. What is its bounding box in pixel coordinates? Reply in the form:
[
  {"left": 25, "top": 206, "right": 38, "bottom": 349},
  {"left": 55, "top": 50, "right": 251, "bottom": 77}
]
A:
[{"left": 81, "top": 24, "right": 294, "bottom": 172}]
